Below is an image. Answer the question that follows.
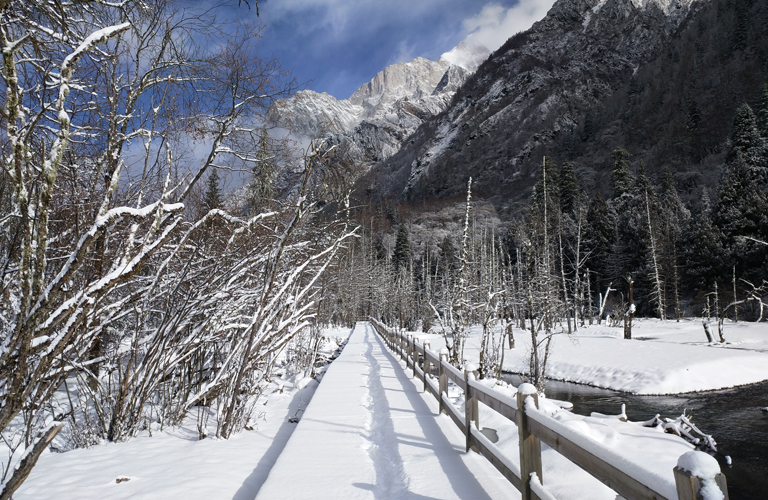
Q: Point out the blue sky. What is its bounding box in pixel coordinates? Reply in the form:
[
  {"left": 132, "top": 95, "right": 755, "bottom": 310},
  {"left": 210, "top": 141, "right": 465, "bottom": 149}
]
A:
[{"left": 225, "top": 0, "right": 555, "bottom": 99}]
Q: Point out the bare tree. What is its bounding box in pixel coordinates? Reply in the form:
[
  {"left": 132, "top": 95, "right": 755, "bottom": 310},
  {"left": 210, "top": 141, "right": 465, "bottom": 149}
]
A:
[
  {"left": 0, "top": 0, "right": 333, "bottom": 492},
  {"left": 430, "top": 178, "right": 475, "bottom": 366}
]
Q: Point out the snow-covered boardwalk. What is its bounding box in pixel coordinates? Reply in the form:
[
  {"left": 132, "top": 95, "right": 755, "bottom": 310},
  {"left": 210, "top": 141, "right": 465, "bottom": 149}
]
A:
[{"left": 256, "top": 322, "right": 518, "bottom": 499}]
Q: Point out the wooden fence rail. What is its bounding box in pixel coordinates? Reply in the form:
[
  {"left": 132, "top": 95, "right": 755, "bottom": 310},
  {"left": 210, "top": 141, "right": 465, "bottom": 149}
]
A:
[{"left": 368, "top": 319, "right": 729, "bottom": 500}]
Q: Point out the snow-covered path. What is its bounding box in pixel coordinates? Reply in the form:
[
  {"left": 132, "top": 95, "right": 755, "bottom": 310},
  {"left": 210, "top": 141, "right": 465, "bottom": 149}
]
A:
[{"left": 256, "top": 321, "right": 518, "bottom": 499}]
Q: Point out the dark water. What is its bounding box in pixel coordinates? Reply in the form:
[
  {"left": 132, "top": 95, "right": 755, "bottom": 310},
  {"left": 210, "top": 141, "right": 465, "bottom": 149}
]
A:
[{"left": 502, "top": 374, "right": 768, "bottom": 500}]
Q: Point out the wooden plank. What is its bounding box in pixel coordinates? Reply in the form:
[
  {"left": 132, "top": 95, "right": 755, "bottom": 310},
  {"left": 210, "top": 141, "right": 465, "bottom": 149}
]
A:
[
  {"left": 530, "top": 473, "right": 557, "bottom": 500},
  {"left": 424, "top": 350, "right": 439, "bottom": 378},
  {"left": 441, "top": 361, "right": 466, "bottom": 389},
  {"left": 468, "top": 381, "right": 518, "bottom": 422},
  {"left": 425, "top": 377, "right": 439, "bottom": 399},
  {"left": 526, "top": 416, "right": 671, "bottom": 500},
  {"left": 469, "top": 427, "right": 523, "bottom": 492},
  {"left": 441, "top": 393, "right": 466, "bottom": 434}
]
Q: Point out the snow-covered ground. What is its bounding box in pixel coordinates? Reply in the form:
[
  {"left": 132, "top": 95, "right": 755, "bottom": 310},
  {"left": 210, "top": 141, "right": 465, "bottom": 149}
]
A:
[
  {"left": 13, "top": 320, "right": 752, "bottom": 499},
  {"left": 413, "top": 318, "right": 768, "bottom": 394},
  {"left": 257, "top": 322, "right": 517, "bottom": 500},
  {"left": 256, "top": 322, "right": 700, "bottom": 500},
  {"left": 15, "top": 328, "right": 353, "bottom": 500}
]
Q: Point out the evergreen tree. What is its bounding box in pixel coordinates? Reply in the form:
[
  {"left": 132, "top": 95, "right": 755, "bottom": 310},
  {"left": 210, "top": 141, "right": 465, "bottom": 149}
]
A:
[
  {"left": 659, "top": 168, "right": 690, "bottom": 319},
  {"left": 732, "top": 4, "right": 748, "bottom": 52},
  {"left": 607, "top": 149, "right": 650, "bottom": 310},
  {"left": 610, "top": 147, "right": 635, "bottom": 199},
  {"left": 686, "top": 96, "right": 702, "bottom": 131},
  {"left": 714, "top": 153, "right": 768, "bottom": 277},
  {"left": 558, "top": 161, "right": 580, "bottom": 216},
  {"left": 204, "top": 169, "right": 223, "bottom": 211},
  {"left": 757, "top": 84, "right": 768, "bottom": 137},
  {"left": 249, "top": 128, "right": 276, "bottom": 215},
  {"left": 728, "top": 103, "right": 766, "bottom": 171},
  {"left": 584, "top": 192, "right": 614, "bottom": 288},
  {"left": 683, "top": 189, "right": 723, "bottom": 291},
  {"left": 438, "top": 234, "right": 457, "bottom": 273},
  {"left": 393, "top": 224, "right": 411, "bottom": 277}
]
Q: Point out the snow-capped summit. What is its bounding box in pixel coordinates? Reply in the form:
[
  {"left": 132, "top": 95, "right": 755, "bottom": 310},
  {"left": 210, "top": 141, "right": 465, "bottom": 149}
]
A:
[
  {"left": 268, "top": 39, "right": 492, "bottom": 171},
  {"left": 438, "top": 41, "right": 491, "bottom": 73},
  {"left": 269, "top": 90, "right": 363, "bottom": 137},
  {"left": 348, "top": 57, "right": 451, "bottom": 118}
]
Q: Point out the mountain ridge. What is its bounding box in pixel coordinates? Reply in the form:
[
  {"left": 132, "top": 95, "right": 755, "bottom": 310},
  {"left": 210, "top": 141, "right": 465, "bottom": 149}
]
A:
[
  {"left": 267, "top": 41, "right": 490, "bottom": 168},
  {"left": 359, "top": 0, "right": 768, "bottom": 217}
]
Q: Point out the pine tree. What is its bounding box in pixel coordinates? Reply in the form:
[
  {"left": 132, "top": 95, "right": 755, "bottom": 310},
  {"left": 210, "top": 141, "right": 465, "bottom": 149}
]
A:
[
  {"left": 204, "top": 169, "right": 223, "bottom": 211},
  {"left": 584, "top": 191, "right": 614, "bottom": 288},
  {"left": 713, "top": 153, "right": 768, "bottom": 280},
  {"left": 392, "top": 224, "right": 411, "bottom": 278},
  {"left": 558, "top": 161, "right": 580, "bottom": 216},
  {"left": 659, "top": 168, "right": 689, "bottom": 320},
  {"left": 438, "top": 234, "right": 457, "bottom": 273},
  {"left": 683, "top": 189, "right": 723, "bottom": 291},
  {"left": 757, "top": 84, "right": 768, "bottom": 137},
  {"left": 728, "top": 103, "right": 766, "bottom": 170},
  {"left": 610, "top": 147, "right": 635, "bottom": 199},
  {"left": 686, "top": 96, "right": 703, "bottom": 131},
  {"left": 249, "top": 128, "right": 276, "bottom": 214},
  {"left": 732, "top": 4, "right": 749, "bottom": 52}
]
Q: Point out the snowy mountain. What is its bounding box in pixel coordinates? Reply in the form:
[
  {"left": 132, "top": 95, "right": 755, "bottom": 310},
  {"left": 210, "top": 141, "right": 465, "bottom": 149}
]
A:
[
  {"left": 360, "top": 0, "right": 768, "bottom": 215},
  {"left": 268, "top": 41, "right": 490, "bottom": 167}
]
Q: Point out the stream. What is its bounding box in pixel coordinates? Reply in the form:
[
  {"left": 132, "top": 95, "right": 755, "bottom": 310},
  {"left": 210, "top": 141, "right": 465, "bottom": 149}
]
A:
[{"left": 502, "top": 374, "right": 768, "bottom": 500}]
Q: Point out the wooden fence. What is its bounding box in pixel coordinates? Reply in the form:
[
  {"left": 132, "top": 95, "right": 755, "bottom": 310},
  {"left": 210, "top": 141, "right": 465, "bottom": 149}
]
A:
[{"left": 368, "top": 319, "right": 729, "bottom": 500}]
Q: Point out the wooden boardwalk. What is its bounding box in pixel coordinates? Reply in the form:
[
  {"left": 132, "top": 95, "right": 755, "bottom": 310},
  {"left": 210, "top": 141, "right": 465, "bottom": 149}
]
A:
[{"left": 256, "top": 322, "right": 518, "bottom": 499}]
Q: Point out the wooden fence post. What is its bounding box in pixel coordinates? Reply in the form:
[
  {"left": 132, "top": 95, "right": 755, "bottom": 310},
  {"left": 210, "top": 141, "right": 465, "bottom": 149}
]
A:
[
  {"left": 413, "top": 337, "right": 419, "bottom": 377},
  {"left": 423, "top": 342, "right": 430, "bottom": 392},
  {"left": 407, "top": 335, "right": 413, "bottom": 372},
  {"left": 464, "top": 369, "right": 479, "bottom": 452},
  {"left": 404, "top": 334, "right": 408, "bottom": 365},
  {"left": 673, "top": 451, "right": 729, "bottom": 500},
  {"left": 517, "top": 383, "right": 542, "bottom": 500},
  {"left": 438, "top": 353, "right": 447, "bottom": 416}
]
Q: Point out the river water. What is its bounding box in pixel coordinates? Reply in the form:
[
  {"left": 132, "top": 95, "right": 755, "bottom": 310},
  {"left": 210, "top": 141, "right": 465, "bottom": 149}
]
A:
[{"left": 502, "top": 374, "right": 768, "bottom": 500}]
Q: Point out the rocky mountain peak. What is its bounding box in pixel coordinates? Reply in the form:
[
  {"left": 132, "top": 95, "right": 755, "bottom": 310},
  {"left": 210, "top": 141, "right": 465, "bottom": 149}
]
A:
[
  {"left": 268, "top": 39, "right": 492, "bottom": 171},
  {"left": 347, "top": 57, "right": 451, "bottom": 118}
]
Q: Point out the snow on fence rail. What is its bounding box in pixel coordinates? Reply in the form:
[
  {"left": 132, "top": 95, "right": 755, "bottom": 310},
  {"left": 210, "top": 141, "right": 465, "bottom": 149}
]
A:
[{"left": 368, "top": 319, "right": 730, "bottom": 500}]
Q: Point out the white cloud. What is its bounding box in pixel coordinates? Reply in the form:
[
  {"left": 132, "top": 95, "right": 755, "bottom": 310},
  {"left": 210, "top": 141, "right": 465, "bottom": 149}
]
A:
[
  {"left": 461, "top": 0, "right": 556, "bottom": 52},
  {"left": 388, "top": 40, "right": 417, "bottom": 65}
]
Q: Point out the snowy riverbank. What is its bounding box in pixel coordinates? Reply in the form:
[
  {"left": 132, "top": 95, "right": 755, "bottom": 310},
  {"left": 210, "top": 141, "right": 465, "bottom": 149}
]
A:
[
  {"left": 13, "top": 322, "right": 746, "bottom": 499},
  {"left": 416, "top": 318, "right": 768, "bottom": 394}
]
